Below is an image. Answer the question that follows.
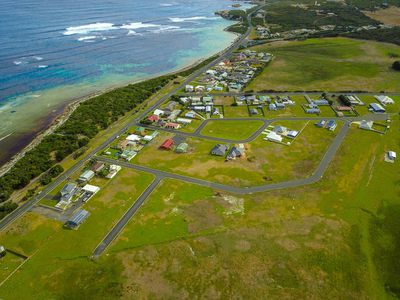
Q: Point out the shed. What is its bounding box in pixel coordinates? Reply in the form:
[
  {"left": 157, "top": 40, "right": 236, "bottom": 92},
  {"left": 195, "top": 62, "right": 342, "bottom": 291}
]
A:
[
  {"left": 79, "top": 170, "right": 95, "bottom": 182},
  {"left": 369, "top": 103, "right": 385, "bottom": 113},
  {"left": 176, "top": 143, "right": 189, "bottom": 153},
  {"left": 91, "top": 162, "right": 105, "bottom": 173},
  {"left": 388, "top": 151, "right": 397, "bottom": 160},
  {"left": 65, "top": 209, "right": 90, "bottom": 230},
  {"left": 82, "top": 184, "right": 100, "bottom": 194}
]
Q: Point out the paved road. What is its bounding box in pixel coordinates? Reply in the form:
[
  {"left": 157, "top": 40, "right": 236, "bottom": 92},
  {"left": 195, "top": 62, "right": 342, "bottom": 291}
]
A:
[
  {"left": 92, "top": 176, "right": 163, "bottom": 258},
  {"left": 0, "top": 6, "right": 262, "bottom": 231},
  {"left": 95, "top": 120, "right": 350, "bottom": 195}
]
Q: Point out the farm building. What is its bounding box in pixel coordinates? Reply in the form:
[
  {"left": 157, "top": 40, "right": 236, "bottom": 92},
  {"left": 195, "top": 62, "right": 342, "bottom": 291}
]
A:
[
  {"left": 369, "top": 103, "right": 385, "bottom": 113},
  {"left": 211, "top": 144, "right": 229, "bottom": 156},
  {"left": 176, "top": 143, "right": 189, "bottom": 153},
  {"left": 306, "top": 108, "right": 320, "bottom": 114},
  {"left": 64, "top": 209, "right": 90, "bottom": 230},
  {"left": 160, "top": 138, "right": 174, "bottom": 150}
]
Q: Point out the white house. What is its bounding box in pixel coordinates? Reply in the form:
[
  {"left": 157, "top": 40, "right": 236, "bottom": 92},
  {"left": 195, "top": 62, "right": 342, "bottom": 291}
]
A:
[
  {"left": 126, "top": 134, "right": 141, "bottom": 142},
  {"left": 153, "top": 109, "right": 164, "bottom": 116},
  {"left": 266, "top": 131, "right": 283, "bottom": 143},
  {"left": 185, "top": 85, "right": 194, "bottom": 92},
  {"left": 375, "top": 95, "right": 394, "bottom": 106}
]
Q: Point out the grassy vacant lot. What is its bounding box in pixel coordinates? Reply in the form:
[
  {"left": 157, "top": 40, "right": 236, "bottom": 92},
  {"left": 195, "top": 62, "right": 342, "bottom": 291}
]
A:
[
  {"left": 0, "top": 168, "right": 154, "bottom": 299},
  {"left": 200, "top": 120, "right": 264, "bottom": 140},
  {"left": 246, "top": 37, "right": 400, "bottom": 92},
  {"left": 133, "top": 121, "right": 339, "bottom": 187}
]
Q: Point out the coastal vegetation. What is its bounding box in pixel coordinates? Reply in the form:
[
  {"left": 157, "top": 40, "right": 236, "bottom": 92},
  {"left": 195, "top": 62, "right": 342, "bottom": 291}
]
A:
[{"left": 0, "top": 75, "right": 175, "bottom": 209}]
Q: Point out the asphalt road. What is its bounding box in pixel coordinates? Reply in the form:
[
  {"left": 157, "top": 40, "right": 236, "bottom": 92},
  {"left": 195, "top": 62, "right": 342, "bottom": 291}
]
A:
[
  {"left": 0, "top": 6, "right": 261, "bottom": 231},
  {"left": 92, "top": 176, "right": 163, "bottom": 258}
]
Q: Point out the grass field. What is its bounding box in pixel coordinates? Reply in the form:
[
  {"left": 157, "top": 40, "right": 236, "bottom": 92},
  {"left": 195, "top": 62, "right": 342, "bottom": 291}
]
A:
[
  {"left": 133, "top": 121, "right": 339, "bottom": 187},
  {"left": 0, "top": 168, "right": 154, "bottom": 299},
  {"left": 200, "top": 120, "right": 264, "bottom": 140},
  {"left": 246, "top": 37, "right": 400, "bottom": 92},
  {"left": 0, "top": 116, "right": 398, "bottom": 298}
]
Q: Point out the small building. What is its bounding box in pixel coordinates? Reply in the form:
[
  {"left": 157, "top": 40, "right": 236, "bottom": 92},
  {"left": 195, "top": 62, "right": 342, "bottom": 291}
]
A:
[
  {"left": 160, "top": 138, "right": 174, "bottom": 150},
  {"left": 185, "top": 85, "right": 194, "bottom": 92},
  {"left": 91, "top": 162, "right": 105, "bottom": 173},
  {"left": 121, "top": 150, "right": 137, "bottom": 161},
  {"left": 250, "top": 108, "right": 258, "bottom": 115},
  {"left": 275, "top": 102, "right": 285, "bottom": 110},
  {"left": 147, "top": 115, "right": 160, "bottom": 122},
  {"left": 226, "top": 144, "right": 245, "bottom": 160},
  {"left": 273, "top": 126, "right": 287, "bottom": 134},
  {"left": 305, "top": 108, "right": 321, "bottom": 114},
  {"left": 287, "top": 130, "right": 299, "bottom": 138},
  {"left": 143, "top": 131, "right": 159, "bottom": 142},
  {"left": 153, "top": 109, "right": 164, "bottom": 116},
  {"left": 165, "top": 122, "right": 181, "bottom": 129},
  {"left": 60, "top": 182, "right": 78, "bottom": 203},
  {"left": 64, "top": 209, "right": 90, "bottom": 230},
  {"left": 336, "top": 106, "right": 352, "bottom": 112},
  {"left": 185, "top": 111, "right": 196, "bottom": 119},
  {"left": 326, "top": 120, "right": 337, "bottom": 131},
  {"left": 369, "top": 103, "right": 385, "bottom": 113},
  {"left": 269, "top": 103, "right": 277, "bottom": 111},
  {"left": 210, "top": 144, "right": 228, "bottom": 156},
  {"left": 78, "top": 170, "right": 95, "bottom": 183},
  {"left": 359, "top": 120, "right": 373, "bottom": 130},
  {"left": 176, "top": 142, "right": 189, "bottom": 153},
  {"left": 176, "top": 118, "right": 192, "bottom": 125},
  {"left": 135, "top": 126, "right": 146, "bottom": 136},
  {"left": 126, "top": 134, "right": 141, "bottom": 142},
  {"left": 266, "top": 131, "right": 283, "bottom": 143},
  {"left": 82, "top": 184, "right": 100, "bottom": 195},
  {"left": 316, "top": 120, "right": 326, "bottom": 128},
  {"left": 0, "top": 246, "right": 6, "bottom": 258},
  {"left": 375, "top": 95, "right": 394, "bottom": 106},
  {"left": 106, "top": 165, "right": 122, "bottom": 179},
  {"left": 388, "top": 151, "right": 397, "bottom": 161}
]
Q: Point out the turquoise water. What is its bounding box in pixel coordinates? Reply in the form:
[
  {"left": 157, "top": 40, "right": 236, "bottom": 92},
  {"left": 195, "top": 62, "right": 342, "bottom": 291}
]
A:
[{"left": 0, "top": 0, "right": 249, "bottom": 164}]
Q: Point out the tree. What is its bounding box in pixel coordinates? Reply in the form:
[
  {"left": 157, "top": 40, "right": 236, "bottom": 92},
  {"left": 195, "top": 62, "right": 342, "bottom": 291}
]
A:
[{"left": 392, "top": 61, "right": 400, "bottom": 71}]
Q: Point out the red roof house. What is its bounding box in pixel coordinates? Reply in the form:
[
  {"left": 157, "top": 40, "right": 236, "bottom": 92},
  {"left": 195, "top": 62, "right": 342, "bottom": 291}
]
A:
[
  {"left": 160, "top": 138, "right": 174, "bottom": 150},
  {"left": 148, "top": 115, "right": 160, "bottom": 122}
]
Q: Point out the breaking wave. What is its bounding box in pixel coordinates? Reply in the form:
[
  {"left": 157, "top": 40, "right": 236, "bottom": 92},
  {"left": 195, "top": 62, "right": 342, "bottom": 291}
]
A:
[{"left": 63, "top": 22, "right": 117, "bottom": 35}]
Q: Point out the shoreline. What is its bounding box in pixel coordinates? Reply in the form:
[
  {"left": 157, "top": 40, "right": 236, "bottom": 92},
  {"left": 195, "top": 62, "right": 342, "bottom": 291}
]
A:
[
  {"left": 0, "top": 8, "right": 244, "bottom": 175},
  {"left": 0, "top": 53, "right": 230, "bottom": 176}
]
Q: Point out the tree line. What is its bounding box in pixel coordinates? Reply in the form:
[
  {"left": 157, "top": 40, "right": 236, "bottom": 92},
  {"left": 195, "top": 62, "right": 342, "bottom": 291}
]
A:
[{"left": 0, "top": 75, "right": 175, "bottom": 209}]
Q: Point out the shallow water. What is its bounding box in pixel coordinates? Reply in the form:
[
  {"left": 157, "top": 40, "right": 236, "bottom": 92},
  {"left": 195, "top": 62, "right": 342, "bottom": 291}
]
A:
[{"left": 0, "top": 0, "right": 249, "bottom": 165}]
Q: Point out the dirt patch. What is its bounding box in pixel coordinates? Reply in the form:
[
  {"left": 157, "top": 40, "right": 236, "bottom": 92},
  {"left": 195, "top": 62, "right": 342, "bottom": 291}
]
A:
[
  {"left": 364, "top": 7, "right": 400, "bottom": 26},
  {"left": 184, "top": 200, "right": 223, "bottom": 234},
  {"left": 275, "top": 238, "right": 299, "bottom": 251},
  {"left": 283, "top": 216, "right": 323, "bottom": 236},
  {"left": 235, "top": 239, "right": 252, "bottom": 252}
]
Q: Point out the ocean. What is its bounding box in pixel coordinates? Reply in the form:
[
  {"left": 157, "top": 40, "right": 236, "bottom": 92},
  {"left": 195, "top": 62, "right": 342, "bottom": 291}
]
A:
[{"left": 0, "top": 0, "right": 250, "bottom": 166}]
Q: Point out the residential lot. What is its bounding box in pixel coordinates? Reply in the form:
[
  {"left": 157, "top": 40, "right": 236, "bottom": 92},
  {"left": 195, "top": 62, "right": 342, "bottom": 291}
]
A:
[
  {"left": 199, "top": 120, "right": 265, "bottom": 140},
  {"left": 131, "top": 121, "right": 340, "bottom": 187}
]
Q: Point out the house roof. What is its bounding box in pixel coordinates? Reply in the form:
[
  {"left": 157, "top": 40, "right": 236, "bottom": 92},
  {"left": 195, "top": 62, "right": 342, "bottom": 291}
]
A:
[
  {"left": 211, "top": 144, "right": 228, "bottom": 155},
  {"left": 161, "top": 139, "right": 174, "bottom": 149},
  {"left": 148, "top": 115, "right": 160, "bottom": 122}
]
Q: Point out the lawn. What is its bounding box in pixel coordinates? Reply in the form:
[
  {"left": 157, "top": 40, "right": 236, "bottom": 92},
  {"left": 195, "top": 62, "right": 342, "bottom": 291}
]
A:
[
  {"left": 199, "top": 120, "right": 265, "bottom": 140},
  {"left": 133, "top": 121, "right": 339, "bottom": 187},
  {"left": 0, "top": 168, "right": 154, "bottom": 299},
  {"left": 246, "top": 37, "right": 400, "bottom": 92}
]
